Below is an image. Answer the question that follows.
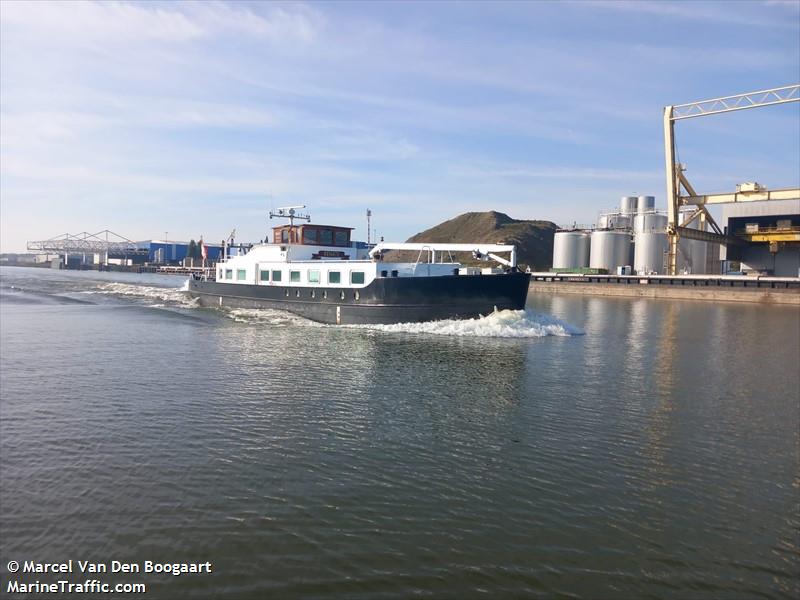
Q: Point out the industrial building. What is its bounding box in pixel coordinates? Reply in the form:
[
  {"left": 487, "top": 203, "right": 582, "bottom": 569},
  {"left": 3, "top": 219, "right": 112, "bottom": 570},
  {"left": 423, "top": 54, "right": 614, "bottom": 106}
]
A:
[
  {"left": 136, "top": 240, "right": 224, "bottom": 264},
  {"left": 720, "top": 199, "right": 800, "bottom": 277},
  {"left": 552, "top": 85, "right": 800, "bottom": 280}
]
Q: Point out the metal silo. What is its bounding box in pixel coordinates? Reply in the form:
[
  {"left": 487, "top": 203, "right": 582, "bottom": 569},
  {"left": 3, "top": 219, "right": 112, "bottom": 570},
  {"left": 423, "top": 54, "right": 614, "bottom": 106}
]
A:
[
  {"left": 620, "top": 196, "right": 638, "bottom": 216},
  {"left": 590, "top": 230, "right": 632, "bottom": 272},
  {"left": 552, "top": 231, "right": 590, "bottom": 269},
  {"left": 633, "top": 212, "right": 668, "bottom": 233},
  {"left": 677, "top": 211, "right": 708, "bottom": 274},
  {"left": 634, "top": 232, "right": 668, "bottom": 274},
  {"left": 636, "top": 195, "right": 656, "bottom": 214},
  {"left": 606, "top": 214, "right": 632, "bottom": 230}
]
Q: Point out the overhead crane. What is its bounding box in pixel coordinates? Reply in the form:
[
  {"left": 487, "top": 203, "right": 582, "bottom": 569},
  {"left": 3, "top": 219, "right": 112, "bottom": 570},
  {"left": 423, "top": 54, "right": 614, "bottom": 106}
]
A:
[{"left": 663, "top": 84, "right": 800, "bottom": 275}]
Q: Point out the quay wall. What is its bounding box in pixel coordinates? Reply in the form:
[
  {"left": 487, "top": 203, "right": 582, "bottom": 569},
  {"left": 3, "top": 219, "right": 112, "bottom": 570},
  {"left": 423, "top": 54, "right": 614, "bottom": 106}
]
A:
[{"left": 528, "top": 273, "right": 800, "bottom": 305}]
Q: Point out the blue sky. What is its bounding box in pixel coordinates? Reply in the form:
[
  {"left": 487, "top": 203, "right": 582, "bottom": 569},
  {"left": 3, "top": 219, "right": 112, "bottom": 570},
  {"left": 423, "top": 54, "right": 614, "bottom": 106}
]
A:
[{"left": 1, "top": 0, "right": 798, "bottom": 251}]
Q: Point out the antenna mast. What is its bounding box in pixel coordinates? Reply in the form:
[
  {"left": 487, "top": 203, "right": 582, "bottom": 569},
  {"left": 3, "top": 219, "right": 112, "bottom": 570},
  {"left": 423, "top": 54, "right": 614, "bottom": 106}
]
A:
[
  {"left": 269, "top": 205, "right": 310, "bottom": 241},
  {"left": 366, "top": 209, "right": 372, "bottom": 245}
]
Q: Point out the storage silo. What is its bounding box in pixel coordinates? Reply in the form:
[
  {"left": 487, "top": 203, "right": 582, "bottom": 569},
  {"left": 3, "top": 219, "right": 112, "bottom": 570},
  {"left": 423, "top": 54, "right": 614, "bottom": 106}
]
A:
[
  {"left": 620, "top": 196, "right": 638, "bottom": 216},
  {"left": 633, "top": 212, "right": 668, "bottom": 233},
  {"left": 590, "top": 230, "right": 632, "bottom": 272},
  {"left": 552, "top": 231, "right": 590, "bottom": 269},
  {"left": 677, "top": 211, "right": 708, "bottom": 274},
  {"left": 606, "top": 214, "right": 632, "bottom": 230},
  {"left": 636, "top": 195, "right": 656, "bottom": 214},
  {"left": 634, "top": 232, "right": 668, "bottom": 274}
]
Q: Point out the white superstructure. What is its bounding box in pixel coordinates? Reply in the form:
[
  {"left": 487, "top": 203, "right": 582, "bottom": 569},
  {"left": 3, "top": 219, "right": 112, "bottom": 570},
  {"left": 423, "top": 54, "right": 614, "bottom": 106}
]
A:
[{"left": 213, "top": 222, "right": 518, "bottom": 289}]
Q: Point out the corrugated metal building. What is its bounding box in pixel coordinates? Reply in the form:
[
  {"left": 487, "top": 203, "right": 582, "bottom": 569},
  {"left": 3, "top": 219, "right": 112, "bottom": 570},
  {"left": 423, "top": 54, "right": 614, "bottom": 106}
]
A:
[{"left": 720, "top": 199, "right": 800, "bottom": 276}]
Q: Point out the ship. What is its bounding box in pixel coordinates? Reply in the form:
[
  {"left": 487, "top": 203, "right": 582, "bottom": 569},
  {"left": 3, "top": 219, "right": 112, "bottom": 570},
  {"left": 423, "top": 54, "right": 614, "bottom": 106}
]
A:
[{"left": 186, "top": 207, "right": 530, "bottom": 325}]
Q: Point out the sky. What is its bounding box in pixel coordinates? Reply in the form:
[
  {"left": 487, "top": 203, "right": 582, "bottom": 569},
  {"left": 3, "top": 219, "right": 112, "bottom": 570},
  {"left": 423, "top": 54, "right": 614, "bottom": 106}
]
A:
[{"left": 1, "top": 0, "right": 799, "bottom": 251}]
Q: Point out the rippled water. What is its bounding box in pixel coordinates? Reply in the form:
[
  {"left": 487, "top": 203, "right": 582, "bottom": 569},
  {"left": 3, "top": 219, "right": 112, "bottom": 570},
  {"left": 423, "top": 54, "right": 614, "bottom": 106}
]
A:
[{"left": 1, "top": 267, "right": 798, "bottom": 599}]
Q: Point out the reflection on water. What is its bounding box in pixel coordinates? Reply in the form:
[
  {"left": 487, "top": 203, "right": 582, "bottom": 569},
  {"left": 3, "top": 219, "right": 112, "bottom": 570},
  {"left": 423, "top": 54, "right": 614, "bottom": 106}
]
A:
[{"left": 1, "top": 267, "right": 799, "bottom": 599}]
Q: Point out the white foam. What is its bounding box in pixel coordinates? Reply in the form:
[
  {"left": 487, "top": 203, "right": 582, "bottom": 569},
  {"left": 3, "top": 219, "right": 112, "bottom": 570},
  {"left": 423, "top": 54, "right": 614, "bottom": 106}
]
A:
[
  {"left": 351, "top": 309, "right": 582, "bottom": 338},
  {"left": 87, "top": 282, "right": 194, "bottom": 306},
  {"left": 223, "top": 307, "right": 319, "bottom": 326}
]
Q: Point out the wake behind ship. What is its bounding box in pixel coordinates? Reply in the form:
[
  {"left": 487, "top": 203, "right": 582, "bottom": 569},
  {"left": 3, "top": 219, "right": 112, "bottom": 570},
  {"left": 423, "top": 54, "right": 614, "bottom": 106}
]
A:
[{"left": 186, "top": 208, "right": 530, "bottom": 325}]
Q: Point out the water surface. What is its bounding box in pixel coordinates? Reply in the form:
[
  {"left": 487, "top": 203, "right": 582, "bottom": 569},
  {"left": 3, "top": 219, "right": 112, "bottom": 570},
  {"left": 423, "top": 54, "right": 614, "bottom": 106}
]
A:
[{"left": 1, "top": 267, "right": 798, "bottom": 598}]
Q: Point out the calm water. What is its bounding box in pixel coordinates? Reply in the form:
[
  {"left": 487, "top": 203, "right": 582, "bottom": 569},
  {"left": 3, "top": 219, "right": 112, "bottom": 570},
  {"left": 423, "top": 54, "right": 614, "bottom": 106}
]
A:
[{"left": 1, "top": 266, "right": 798, "bottom": 599}]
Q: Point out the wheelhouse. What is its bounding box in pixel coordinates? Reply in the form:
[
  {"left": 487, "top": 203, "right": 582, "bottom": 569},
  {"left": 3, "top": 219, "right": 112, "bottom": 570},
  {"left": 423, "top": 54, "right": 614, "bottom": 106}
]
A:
[{"left": 272, "top": 224, "right": 353, "bottom": 247}]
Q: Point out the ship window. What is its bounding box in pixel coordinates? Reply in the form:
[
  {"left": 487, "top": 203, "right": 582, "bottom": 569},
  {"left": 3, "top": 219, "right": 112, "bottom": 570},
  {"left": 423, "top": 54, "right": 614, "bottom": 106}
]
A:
[
  {"left": 380, "top": 270, "right": 388, "bottom": 277},
  {"left": 350, "top": 271, "right": 365, "bottom": 285},
  {"left": 290, "top": 270, "right": 301, "bottom": 283},
  {"left": 328, "top": 271, "right": 341, "bottom": 284},
  {"left": 303, "top": 229, "right": 317, "bottom": 244},
  {"left": 236, "top": 269, "right": 246, "bottom": 281},
  {"left": 340, "top": 291, "right": 345, "bottom": 300},
  {"left": 311, "top": 290, "right": 315, "bottom": 299},
  {"left": 391, "top": 270, "right": 398, "bottom": 277},
  {"left": 323, "top": 290, "right": 327, "bottom": 299},
  {"left": 281, "top": 229, "right": 288, "bottom": 243},
  {"left": 225, "top": 269, "right": 232, "bottom": 279},
  {"left": 260, "top": 270, "right": 270, "bottom": 282},
  {"left": 308, "top": 269, "right": 320, "bottom": 284},
  {"left": 272, "top": 270, "right": 282, "bottom": 282},
  {"left": 335, "top": 230, "right": 348, "bottom": 246},
  {"left": 219, "top": 269, "right": 223, "bottom": 279},
  {"left": 320, "top": 229, "right": 333, "bottom": 245},
  {"left": 295, "top": 290, "right": 300, "bottom": 297},
  {"left": 354, "top": 291, "right": 360, "bottom": 301}
]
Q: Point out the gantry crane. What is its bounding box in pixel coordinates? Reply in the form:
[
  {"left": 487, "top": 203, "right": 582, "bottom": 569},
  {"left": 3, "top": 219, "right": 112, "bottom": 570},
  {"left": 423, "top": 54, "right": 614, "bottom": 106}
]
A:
[{"left": 663, "top": 84, "right": 800, "bottom": 275}]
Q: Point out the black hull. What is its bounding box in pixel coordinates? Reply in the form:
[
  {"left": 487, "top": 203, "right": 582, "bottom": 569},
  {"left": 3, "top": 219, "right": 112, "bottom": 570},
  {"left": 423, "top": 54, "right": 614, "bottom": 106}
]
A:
[{"left": 187, "top": 272, "right": 530, "bottom": 325}]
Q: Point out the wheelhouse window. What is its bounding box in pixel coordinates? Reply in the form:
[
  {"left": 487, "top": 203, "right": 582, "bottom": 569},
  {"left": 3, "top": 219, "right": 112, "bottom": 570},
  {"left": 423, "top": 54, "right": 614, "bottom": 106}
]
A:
[
  {"left": 281, "top": 229, "right": 289, "bottom": 243},
  {"left": 260, "top": 270, "right": 270, "bottom": 282},
  {"left": 319, "top": 229, "right": 333, "bottom": 245},
  {"left": 335, "top": 231, "right": 348, "bottom": 246},
  {"left": 290, "top": 271, "right": 301, "bottom": 283},
  {"left": 303, "top": 229, "right": 317, "bottom": 244},
  {"left": 350, "top": 271, "right": 365, "bottom": 285},
  {"left": 236, "top": 269, "right": 246, "bottom": 281},
  {"left": 308, "top": 270, "right": 320, "bottom": 284},
  {"left": 225, "top": 269, "right": 233, "bottom": 279},
  {"left": 328, "top": 271, "right": 341, "bottom": 284},
  {"left": 272, "top": 270, "right": 282, "bottom": 282}
]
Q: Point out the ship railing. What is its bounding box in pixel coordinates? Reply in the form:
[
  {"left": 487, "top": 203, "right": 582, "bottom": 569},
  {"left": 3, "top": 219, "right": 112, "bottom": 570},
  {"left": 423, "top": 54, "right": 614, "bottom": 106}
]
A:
[{"left": 369, "top": 242, "right": 517, "bottom": 269}]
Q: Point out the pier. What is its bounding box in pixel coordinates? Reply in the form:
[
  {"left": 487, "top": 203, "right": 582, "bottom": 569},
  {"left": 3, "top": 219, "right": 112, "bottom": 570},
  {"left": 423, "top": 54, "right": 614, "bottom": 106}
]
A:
[{"left": 529, "top": 273, "right": 800, "bottom": 304}]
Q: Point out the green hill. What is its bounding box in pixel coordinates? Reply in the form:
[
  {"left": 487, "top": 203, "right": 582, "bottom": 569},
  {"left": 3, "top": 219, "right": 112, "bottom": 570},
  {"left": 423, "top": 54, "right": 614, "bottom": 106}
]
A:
[{"left": 402, "top": 211, "right": 557, "bottom": 271}]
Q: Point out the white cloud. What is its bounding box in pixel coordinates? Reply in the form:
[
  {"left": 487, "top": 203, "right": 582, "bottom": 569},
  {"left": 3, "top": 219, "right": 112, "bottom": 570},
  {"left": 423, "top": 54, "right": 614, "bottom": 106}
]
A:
[
  {"left": 0, "top": 0, "right": 322, "bottom": 45},
  {"left": 582, "top": 0, "right": 796, "bottom": 28}
]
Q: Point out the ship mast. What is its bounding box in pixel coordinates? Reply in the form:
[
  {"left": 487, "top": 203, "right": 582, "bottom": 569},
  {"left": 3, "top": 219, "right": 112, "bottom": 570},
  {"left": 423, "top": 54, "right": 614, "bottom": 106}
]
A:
[{"left": 268, "top": 205, "right": 311, "bottom": 242}]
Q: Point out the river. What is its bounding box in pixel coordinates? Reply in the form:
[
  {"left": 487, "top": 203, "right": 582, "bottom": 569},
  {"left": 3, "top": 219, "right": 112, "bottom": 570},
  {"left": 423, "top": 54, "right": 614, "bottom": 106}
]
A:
[{"left": 1, "top": 267, "right": 797, "bottom": 599}]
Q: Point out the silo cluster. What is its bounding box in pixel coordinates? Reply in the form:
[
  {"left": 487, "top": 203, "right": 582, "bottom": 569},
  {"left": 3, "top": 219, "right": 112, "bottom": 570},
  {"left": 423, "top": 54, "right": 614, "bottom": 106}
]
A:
[{"left": 551, "top": 195, "right": 707, "bottom": 275}]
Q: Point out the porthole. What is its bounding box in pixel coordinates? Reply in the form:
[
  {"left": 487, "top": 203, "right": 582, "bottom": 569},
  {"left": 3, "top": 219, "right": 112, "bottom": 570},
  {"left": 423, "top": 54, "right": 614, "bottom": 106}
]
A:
[
  {"left": 311, "top": 290, "right": 316, "bottom": 299},
  {"left": 354, "top": 291, "right": 360, "bottom": 301},
  {"left": 285, "top": 289, "right": 289, "bottom": 297},
  {"left": 340, "top": 291, "right": 345, "bottom": 300},
  {"left": 295, "top": 289, "right": 300, "bottom": 298},
  {"left": 323, "top": 290, "right": 328, "bottom": 299}
]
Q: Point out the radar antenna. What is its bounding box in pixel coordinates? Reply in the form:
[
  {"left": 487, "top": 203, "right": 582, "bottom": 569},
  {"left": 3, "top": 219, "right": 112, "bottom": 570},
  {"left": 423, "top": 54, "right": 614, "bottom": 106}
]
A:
[{"left": 269, "top": 205, "right": 311, "bottom": 229}]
